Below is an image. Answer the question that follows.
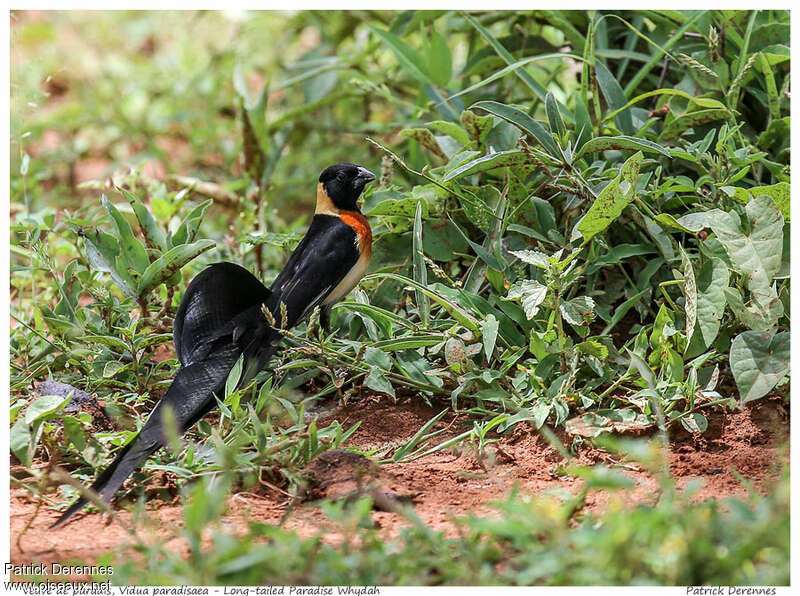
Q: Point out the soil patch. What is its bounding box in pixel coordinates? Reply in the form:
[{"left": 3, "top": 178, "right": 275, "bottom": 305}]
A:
[{"left": 10, "top": 395, "right": 789, "bottom": 571}]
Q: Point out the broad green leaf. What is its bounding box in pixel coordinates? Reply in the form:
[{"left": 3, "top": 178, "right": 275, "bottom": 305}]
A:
[
  {"left": 368, "top": 25, "right": 433, "bottom": 85},
  {"left": 459, "top": 109, "right": 493, "bottom": 146},
  {"left": 102, "top": 194, "right": 150, "bottom": 274},
  {"left": 507, "top": 280, "right": 547, "bottom": 320},
  {"left": 724, "top": 285, "right": 784, "bottom": 332},
  {"left": 471, "top": 101, "right": 560, "bottom": 158},
  {"left": 561, "top": 296, "right": 595, "bottom": 327},
  {"left": 576, "top": 151, "right": 642, "bottom": 242},
  {"left": 422, "top": 220, "right": 470, "bottom": 261},
  {"left": 443, "top": 150, "right": 530, "bottom": 181},
  {"left": 119, "top": 188, "right": 168, "bottom": 251},
  {"left": 660, "top": 109, "right": 730, "bottom": 140},
  {"left": 364, "top": 191, "right": 428, "bottom": 218},
  {"left": 82, "top": 228, "right": 136, "bottom": 297},
  {"left": 720, "top": 182, "right": 790, "bottom": 220},
  {"left": 680, "top": 412, "right": 709, "bottom": 433},
  {"left": 510, "top": 249, "right": 549, "bottom": 268},
  {"left": 545, "top": 91, "right": 566, "bottom": 138},
  {"left": 400, "top": 128, "right": 447, "bottom": 159},
  {"left": 594, "top": 60, "right": 634, "bottom": 135},
  {"left": 137, "top": 239, "right": 216, "bottom": 296},
  {"left": 575, "top": 340, "right": 608, "bottom": 360},
  {"left": 364, "top": 365, "right": 396, "bottom": 398},
  {"left": 102, "top": 360, "right": 128, "bottom": 378},
  {"left": 10, "top": 418, "right": 32, "bottom": 467},
  {"left": 426, "top": 29, "right": 452, "bottom": 86},
  {"left": 225, "top": 354, "right": 244, "bottom": 397},
  {"left": 691, "top": 255, "right": 729, "bottom": 350},
  {"left": 24, "top": 394, "right": 72, "bottom": 425},
  {"left": 603, "top": 88, "right": 727, "bottom": 123},
  {"left": 481, "top": 314, "right": 499, "bottom": 362},
  {"left": 574, "top": 135, "right": 670, "bottom": 159},
  {"left": 730, "top": 331, "right": 789, "bottom": 403},
  {"left": 426, "top": 120, "right": 470, "bottom": 146},
  {"left": 709, "top": 195, "right": 783, "bottom": 292},
  {"left": 655, "top": 211, "right": 711, "bottom": 233}
]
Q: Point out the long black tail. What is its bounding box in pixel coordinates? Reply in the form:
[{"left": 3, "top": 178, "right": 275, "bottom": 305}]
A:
[
  {"left": 51, "top": 432, "right": 160, "bottom": 527},
  {"left": 51, "top": 348, "right": 241, "bottom": 528},
  {"left": 51, "top": 263, "right": 278, "bottom": 528}
]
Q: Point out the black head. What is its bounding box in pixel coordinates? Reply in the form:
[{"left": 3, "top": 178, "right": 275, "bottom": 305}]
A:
[{"left": 319, "top": 163, "right": 376, "bottom": 211}]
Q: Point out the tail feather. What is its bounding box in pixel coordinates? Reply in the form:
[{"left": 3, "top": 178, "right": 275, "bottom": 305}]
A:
[
  {"left": 51, "top": 437, "right": 159, "bottom": 528},
  {"left": 51, "top": 347, "right": 242, "bottom": 528}
]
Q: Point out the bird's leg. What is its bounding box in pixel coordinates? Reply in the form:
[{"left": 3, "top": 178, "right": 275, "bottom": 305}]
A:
[{"left": 320, "top": 304, "right": 332, "bottom": 334}]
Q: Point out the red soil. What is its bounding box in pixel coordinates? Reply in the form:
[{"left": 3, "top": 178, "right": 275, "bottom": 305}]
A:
[{"left": 9, "top": 394, "right": 789, "bottom": 575}]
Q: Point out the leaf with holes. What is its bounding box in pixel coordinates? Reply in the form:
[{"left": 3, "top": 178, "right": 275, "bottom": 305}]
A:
[{"left": 576, "top": 151, "right": 642, "bottom": 242}]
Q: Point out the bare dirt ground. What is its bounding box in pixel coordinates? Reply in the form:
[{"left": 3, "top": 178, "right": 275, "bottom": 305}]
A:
[{"left": 9, "top": 394, "right": 789, "bottom": 575}]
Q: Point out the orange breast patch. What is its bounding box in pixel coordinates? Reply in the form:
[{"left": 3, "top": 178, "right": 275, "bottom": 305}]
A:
[{"left": 339, "top": 211, "right": 372, "bottom": 257}]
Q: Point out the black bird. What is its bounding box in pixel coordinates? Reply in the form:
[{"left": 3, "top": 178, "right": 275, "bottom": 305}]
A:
[{"left": 53, "top": 163, "right": 376, "bottom": 527}]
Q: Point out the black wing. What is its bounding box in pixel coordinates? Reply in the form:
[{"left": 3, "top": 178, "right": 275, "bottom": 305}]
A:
[
  {"left": 267, "top": 214, "right": 359, "bottom": 329},
  {"left": 173, "top": 262, "right": 271, "bottom": 366}
]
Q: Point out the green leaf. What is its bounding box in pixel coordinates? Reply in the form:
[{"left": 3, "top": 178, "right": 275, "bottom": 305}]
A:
[
  {"left": 102, "top": 194, "right": 150, "bottom": 274},
  {"left": 594, "top": 60, "right": 634, "bottom": 135},
  {"left": 724, "top": 285, "right": 783, "bottom": 332},
  {"left": 412, "top": 201, "right": 430, "bottom": 327},
  {"left": 471, "top": 101, "right": 560, "bottom": 158},
  {"left": 660, "top": 109, "right": 730, "bottom": 140},
  {"left": 574, "top": 135, "right": 670, "bottom": 159},
  {"left": 576, "top": 151, "right": 642, "bottom": 242},
  {"left": 690, "top": 255, "right": 729, "bottom": 351},
  {"left": 24, "top": 394, "right": 72, "bottom": 425},
  {"left": 679, "top": 245, "right": 697, "bottom": 348},
  {"left": 443, "top": 150, "right": 530, "bottom": 181},
  {"left": 545, "top": 91, "right": 566, "bottom": 138},
  {"left": 680, "top": 412, "right": 709, "bottom": 433},
  {"left": 481, "top": 314, "right": 499, "bottom": 362},
  {"left": 81, "top": 229, "right": 136, "bottom": 297},
  {"left": 506, "top": 280, "right": 547, "bottom": 320},
  {"left": 510, "top": 249, "right": 549, "bottom": 268},
  {"left": 364, "top": 191, "right": 427, "bottom": 218},
  {"left": 364, "top": 365, "right": 396, "bottom": 398},
  {"left": 102, "top": 360, "right": 128, "bottom": 378},
  {"left": 462, "top": 12, "right": 550, "bottom": 105},
  {"left": 10, "top": 418, "right": 32, "bottom": 467},
  {"left": 560, "top": 296, "right": 595, "bottom": 327},
  {"left": 575, "top": 340, "right": 608, "bottom": 360},
  {"left": 369, "top": 25, "right": 433, "bottom": 85},
  {"left": 225, "top": 354, "right": 244, "bottom": 397},
  {"left": 119, "top": 188, "right": 168, "bottom": 251},
  {"left": 709, "top": 195, "right": 783, "bottom": 292},
  {"left": 137, "top": 239, "right": 216, "bottom": 296},
  {"left": 730, "top": 331, "right": 789, "bottom": 403},
  {"left": 720, "top": 182, "right": 790, "bottom": 221},
  {"left": 426, "top": 120, "right": 470, "bottom": 146},
  {"left": 426, "top": 29, "right": 452, "bottom": 86}
]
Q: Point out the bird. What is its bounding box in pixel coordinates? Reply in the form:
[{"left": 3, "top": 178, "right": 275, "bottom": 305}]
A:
[{"left": 52, "top": 163, "right": 376, "bottom": 527}]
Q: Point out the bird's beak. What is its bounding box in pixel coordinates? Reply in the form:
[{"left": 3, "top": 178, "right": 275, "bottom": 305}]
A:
[{"left": 356, "top": 167, "right": 376, "bottom": 184}]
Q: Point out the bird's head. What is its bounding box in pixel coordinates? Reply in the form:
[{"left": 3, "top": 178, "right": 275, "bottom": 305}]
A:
[{"left": 317, "top": 163, "right": 376, "bottom": 213}]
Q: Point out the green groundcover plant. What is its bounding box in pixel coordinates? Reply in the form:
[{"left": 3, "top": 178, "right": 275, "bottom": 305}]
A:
[{"left": 10, "top": 10, "right": 789, "bottom": 585}]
